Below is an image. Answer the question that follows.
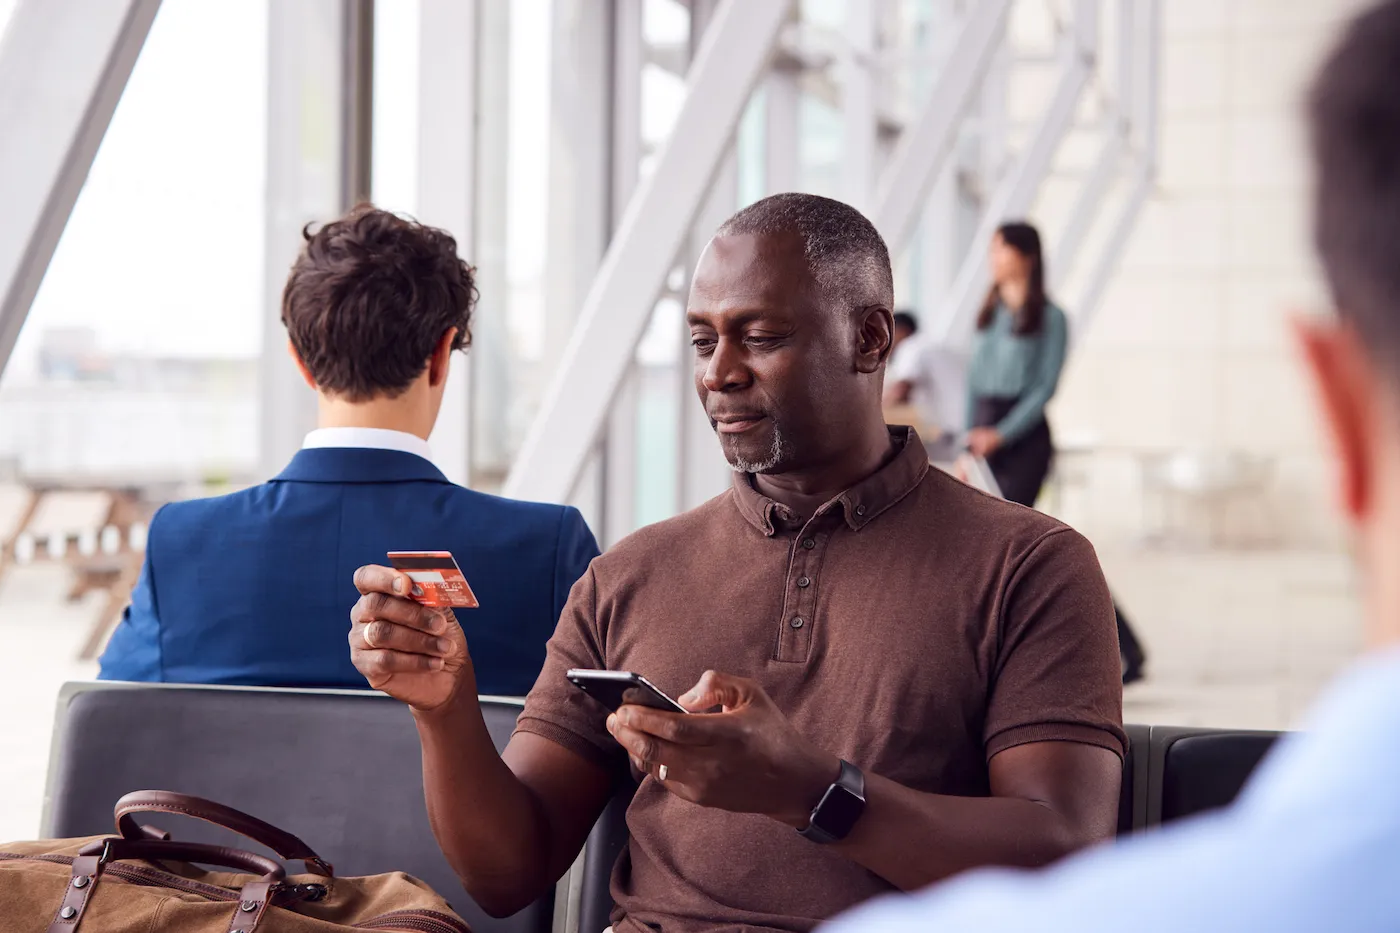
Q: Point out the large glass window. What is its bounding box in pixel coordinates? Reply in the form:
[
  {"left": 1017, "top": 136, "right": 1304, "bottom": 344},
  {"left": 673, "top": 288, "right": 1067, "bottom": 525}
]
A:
[{"left": 0, "top": 0, "right": 268, "bottom": 484}]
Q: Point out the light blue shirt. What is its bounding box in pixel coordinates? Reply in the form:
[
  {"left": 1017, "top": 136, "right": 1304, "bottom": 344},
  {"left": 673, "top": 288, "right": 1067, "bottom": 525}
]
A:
[{"left": 825, "top": 644, "right": 1400, "bottom": 933}]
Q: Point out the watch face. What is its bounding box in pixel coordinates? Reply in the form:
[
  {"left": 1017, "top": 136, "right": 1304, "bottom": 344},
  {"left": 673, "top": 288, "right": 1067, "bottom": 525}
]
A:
[{"left": 814, "top": 783, "right": 865, "bottom": 840}]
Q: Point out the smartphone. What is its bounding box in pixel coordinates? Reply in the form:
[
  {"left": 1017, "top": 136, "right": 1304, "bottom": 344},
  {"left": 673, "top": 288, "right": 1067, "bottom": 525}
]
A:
[
  {"left": 386, "top": 551, "right": 480, "bottom": 608},
  {"left": 566, "top": 669, "right": 688, "bottom": 714}
]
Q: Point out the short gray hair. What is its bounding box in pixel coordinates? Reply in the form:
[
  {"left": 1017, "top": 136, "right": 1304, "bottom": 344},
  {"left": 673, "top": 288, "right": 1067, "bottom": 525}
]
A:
[{"left": 716, "top": 192, "right": 895, "bottom": 312}]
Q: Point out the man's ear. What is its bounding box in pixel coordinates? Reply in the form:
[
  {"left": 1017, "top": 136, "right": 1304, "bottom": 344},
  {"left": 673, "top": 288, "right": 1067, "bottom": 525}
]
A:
[
  {"left": 1293, "top": 315, "right": 1376, "bottom": 522},
  {"left": 856, "top": 307, "right": 895, "bottom": 374},
  {"left": 286, "top": 339, "right": 318, "bottom": 390},
  {"left": 427, "top": 328, "right": 457, "bottom": 388}
]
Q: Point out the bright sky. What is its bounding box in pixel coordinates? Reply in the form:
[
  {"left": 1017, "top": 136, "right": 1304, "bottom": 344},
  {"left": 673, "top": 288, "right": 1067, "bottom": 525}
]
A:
[
  {"left": 6, "top": 0, "right": 269, "bottom": 376},
  {"left": 1, "top": 0, "right": 695, "bottom": 381}
]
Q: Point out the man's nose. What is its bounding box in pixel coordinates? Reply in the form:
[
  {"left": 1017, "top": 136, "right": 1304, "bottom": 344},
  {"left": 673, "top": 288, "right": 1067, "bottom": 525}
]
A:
[{"left": 700, "top": 338, "right": 749, "bottom": 393}]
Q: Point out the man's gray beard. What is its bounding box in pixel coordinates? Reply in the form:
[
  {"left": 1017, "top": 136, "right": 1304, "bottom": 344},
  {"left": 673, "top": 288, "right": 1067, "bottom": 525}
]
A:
[{"left": 726, "top": 427, "right": 788, "bottom": 474}]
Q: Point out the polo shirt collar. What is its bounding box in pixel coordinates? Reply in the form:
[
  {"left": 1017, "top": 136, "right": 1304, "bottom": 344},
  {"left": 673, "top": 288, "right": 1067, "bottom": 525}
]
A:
[{"left": 730, "top": 426, "right": 930, "bottom": 536}]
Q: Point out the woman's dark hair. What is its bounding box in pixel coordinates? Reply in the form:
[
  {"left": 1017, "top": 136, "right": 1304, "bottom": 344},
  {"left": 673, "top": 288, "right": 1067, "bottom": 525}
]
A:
[{"left": 976, "top": 221, "right": 1047, "bottom": 335}]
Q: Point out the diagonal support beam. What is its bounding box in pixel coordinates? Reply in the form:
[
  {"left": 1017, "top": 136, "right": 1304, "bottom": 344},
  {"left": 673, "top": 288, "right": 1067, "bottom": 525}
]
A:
[
  {"left": 1050, "top": 126, "right": 1125, "bottom": 292},
  {"left": 870, "top": 0, "right": 1012, "bottom": 254},
  {"left": 929, "top": 1, "right": 1097, "bottom": 345},
  {"left": 0, "top": 0, "right": 161, "bottom": 379},
  {"left": 1070, "top": 163, "right": 1152, "bottom": 343},
  {"left": 504, "top": 0, "right": 793, "bottom": 503}
]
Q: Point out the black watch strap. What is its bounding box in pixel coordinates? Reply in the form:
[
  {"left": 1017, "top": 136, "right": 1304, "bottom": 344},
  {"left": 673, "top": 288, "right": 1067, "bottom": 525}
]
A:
[{"left": 798, "top": 759, "right": 866, "bottom": 845}]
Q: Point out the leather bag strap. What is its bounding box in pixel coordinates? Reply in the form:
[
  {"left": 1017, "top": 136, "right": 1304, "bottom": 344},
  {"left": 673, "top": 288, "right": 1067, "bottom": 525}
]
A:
[{"left": 114, "top": 791, "right": 332, "bottom": 876}]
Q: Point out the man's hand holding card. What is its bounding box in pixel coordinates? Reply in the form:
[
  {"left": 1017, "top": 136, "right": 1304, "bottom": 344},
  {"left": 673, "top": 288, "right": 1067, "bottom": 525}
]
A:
[{"left": 387, "top": 551, "right": 480, "bottom": 609}]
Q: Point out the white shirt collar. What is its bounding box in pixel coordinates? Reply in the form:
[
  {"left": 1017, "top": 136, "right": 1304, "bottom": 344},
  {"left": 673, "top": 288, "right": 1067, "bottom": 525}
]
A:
[{"left": 302, "top": 427, "right": 434, "bottom": 463}]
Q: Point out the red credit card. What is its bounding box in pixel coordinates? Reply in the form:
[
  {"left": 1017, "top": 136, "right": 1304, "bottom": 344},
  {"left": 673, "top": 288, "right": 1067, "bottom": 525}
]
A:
[{"left": 386, "top": 551, "right": 480, "bottom": 609}]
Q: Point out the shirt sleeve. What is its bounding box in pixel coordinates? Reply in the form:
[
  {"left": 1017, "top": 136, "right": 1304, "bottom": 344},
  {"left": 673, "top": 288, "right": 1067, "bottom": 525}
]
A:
[
  {"left": 984, "top": 526, "right": 1125, "bottom": 759},
  {"left": 994, "top": 305, "right": 1068, "bottom": 444},
  {"left": 97, "top": 512, "right": 166, "bottom": 681},
  {"left": 514, "top": 565, "right": 629, "bottom": 776}
]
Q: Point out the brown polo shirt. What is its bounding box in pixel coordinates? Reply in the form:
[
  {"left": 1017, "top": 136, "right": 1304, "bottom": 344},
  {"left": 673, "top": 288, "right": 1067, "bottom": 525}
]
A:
[{"left": 515, "top": 428, "right": 1124, "bottom": 933}]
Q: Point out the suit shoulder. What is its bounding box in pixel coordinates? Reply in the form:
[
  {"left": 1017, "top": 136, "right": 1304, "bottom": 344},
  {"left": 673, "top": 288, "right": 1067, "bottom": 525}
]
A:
[
  {"left": 149, "top": 483, "right": 274, "bottom": 524},
  {"left": 437, "top": 485, "right": 583, "bottom": 529}
]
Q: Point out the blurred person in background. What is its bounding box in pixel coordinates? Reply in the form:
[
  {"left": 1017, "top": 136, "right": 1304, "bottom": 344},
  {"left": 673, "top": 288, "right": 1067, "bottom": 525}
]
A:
[
  {"left": 884, "top": 311, "right": 968, "bottom": 461},
  {"left": 891, "top": 311, "right": 919, "bottom": 351},
  {"left": 824, "top": 3, "right": 1400, "bottom": 928},
  {"left": 98, "top": 207, "right": 598, "bottom": 693},
  {"left": 965, "top": 221, "right": 1146, "bottom": 684}
]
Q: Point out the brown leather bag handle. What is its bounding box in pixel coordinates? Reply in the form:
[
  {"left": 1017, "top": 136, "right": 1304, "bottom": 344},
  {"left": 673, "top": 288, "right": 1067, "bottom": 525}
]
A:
[
  {"left": 78, "top": 836, "right": 287, "bottom": 882},
  {"left": 113, "top": 791, "right": 333, "bottom": 876}
]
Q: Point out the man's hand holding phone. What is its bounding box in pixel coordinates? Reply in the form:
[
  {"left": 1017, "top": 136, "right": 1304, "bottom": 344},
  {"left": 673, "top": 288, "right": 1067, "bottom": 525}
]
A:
[
  {"left": 349, "top": 563, "right": 474, "bottom": 713},
  {"left": 600, "top": 670, "right": 839, "bottom": 829}
]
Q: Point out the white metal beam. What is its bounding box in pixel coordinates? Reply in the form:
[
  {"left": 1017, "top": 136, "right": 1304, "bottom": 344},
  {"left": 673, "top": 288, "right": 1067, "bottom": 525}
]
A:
[
  {"left": 603, "top": 0, "right": 645, "bottom": 546},
  {"left": 418, "top": 0, "right": 478, "bottom": 486},
  {"left": 1141, "top": 0, "right": 1160, "bottom": 173},
  {"left": 259, "top": 0, "right": 367, "bottom": 478},
  {"left": 0, "top": 0, "right": 161, "bottom": 379},
  {"left": 503, "top": 0, "right": 792, "bottom": 504},
  {"left": 1048, "top": 0, "right": 1137, "bottom": 295},
  {"left": 1070, "top": 0, "right": 1159, "bottom": 346},
  {"left": 1070, "top": 164, "right": 1151, "bottom": 341},
  {"left": 842, "top": 0, "right": 878, "bottom": 212},
  {"left": 764, "top": 65, "right": 800, "bottom": 193},
  {"left": 466, "top": 0, "right": 513, "bottom": 483},
  {"left": 870, "top": 0, "right": 1012, "bottom": 257},
  {"left": 928, "top": 0, "right": 1097, "bottom": 345},
  {"left": 1050, "top": 127, "right": 1124, "bottom": 292}
]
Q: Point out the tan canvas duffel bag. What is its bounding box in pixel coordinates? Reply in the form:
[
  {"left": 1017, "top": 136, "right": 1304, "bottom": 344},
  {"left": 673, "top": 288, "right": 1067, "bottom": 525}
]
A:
[{"left": 0, "top": 790, "right": 470, "bottom": 932}]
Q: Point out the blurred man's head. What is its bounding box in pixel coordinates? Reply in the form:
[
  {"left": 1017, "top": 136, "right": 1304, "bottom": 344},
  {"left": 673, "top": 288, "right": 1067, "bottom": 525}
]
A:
[
  {"left": 282, "top": 207, "right": 477, "bottom": 438},
  {"left": 892, "top": 311, "right": 919, "bottom": 350},
  {"left": 1301, "top": 0, "right": 1400, "bottom": 642},
  {"left": 687, "top": 193, "right": 895, "bottom": 474}
]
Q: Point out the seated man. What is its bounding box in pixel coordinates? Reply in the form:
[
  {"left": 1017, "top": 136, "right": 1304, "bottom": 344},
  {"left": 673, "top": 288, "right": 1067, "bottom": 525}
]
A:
[
  {"left": 823, "top": 4, "right": 1400, "bottom": 931},
  {"left": 883, "top": 314, "right": 967, "bottom": 460},
  {"left": 348, "top": 193, "right": 1125, "bottom": 931},
  {"left": 99, "top": 207, "right": 598, "bottom": 694}
]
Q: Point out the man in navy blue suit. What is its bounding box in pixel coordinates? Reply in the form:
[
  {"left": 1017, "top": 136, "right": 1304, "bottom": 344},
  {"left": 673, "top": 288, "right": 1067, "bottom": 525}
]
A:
[{"left": 99, "top": 207, "right": 599, "bottom": 694}]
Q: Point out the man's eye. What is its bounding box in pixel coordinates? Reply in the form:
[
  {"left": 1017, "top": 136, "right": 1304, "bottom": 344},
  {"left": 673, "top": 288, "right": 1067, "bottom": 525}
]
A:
[
  {"left": 745, "top": 336, "right": 781, "bottom": 348},
  {"left": 691, "top": 337, "right": 716, "bottom": 353}
]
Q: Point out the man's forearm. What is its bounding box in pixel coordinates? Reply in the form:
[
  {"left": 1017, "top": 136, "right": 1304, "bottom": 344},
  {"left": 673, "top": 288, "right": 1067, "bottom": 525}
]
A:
[
  {"left": 830, "top": 771, "right": 1110, "bottom": 890},
  {"left": 415, "top": 694, "right": 553, "bottom": 916}
]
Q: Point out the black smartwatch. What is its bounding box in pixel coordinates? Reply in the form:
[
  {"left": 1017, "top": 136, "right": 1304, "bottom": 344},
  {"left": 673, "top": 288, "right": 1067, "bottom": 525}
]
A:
[{"left": 798, "top": 759, "right": 866, "bottom": 844}]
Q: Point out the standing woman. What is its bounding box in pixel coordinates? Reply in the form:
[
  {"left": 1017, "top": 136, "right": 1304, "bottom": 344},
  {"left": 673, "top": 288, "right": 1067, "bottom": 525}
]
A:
[
  {"left": 965, "top": 221, "right": 1148, "bottom": 683},
  {"left": 965, "top": 222, "right": 1063, "bottom": 505}
]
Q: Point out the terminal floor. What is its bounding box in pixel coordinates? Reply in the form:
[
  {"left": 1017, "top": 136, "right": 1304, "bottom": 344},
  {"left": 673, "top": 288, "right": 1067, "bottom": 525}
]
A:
[{"left": 0, "top": 548, "right": 1364, "bottom": 843}]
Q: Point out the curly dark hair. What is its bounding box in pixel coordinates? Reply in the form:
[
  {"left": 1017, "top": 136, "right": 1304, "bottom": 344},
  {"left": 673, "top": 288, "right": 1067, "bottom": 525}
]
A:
[{"left": 281, "top": 205, "right": 477, "bottom": 402}]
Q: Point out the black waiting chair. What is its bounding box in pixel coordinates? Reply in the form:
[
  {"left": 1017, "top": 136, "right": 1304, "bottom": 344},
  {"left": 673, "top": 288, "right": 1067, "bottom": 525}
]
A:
[
  {"left": 1120, "top": 723, "right": 1151, "bottom": 834},
  {"left": 1146, "top": 725, "right": 1281, "bottom": 826},
  {"left": 577, "top": 780, "right": 636, "bottom": 933},
  {"left": 42, "top": 682, "right": 562, "bottom": 933}
]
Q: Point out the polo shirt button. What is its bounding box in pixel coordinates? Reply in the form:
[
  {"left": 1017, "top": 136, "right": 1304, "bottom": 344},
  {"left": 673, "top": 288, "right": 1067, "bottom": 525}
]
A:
[
  {"left": 797, "top": 576, "right": 811, "bottom": 588},
  {"left": 855, "top": 504, "right": 866, "bottom": 516},
  {"left": 802, "top": 537, "right": 816, "bottom": 550},
  {"left": 790, "top": 617, "right": 804, "bottom": 629}
]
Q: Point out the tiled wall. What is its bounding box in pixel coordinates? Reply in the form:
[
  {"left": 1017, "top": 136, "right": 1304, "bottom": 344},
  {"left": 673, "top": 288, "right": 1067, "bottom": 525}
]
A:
[{"left": 1045, "top": 0, "right": 1369, "bottom": 548}]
